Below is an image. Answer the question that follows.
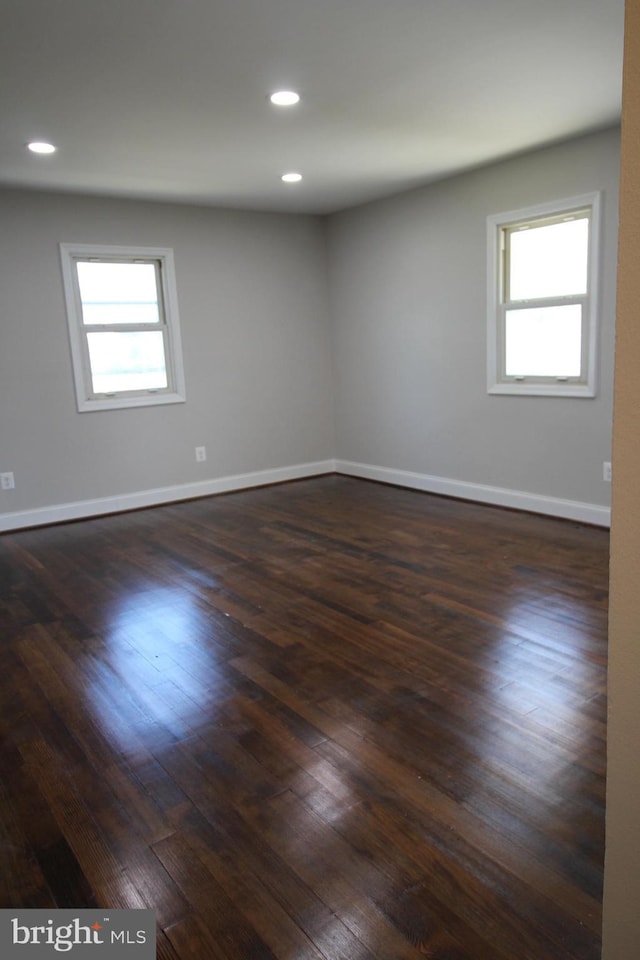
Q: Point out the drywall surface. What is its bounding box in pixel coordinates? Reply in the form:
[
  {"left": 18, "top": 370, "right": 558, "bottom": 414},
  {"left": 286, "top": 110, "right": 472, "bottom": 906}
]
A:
[
  {"left": 0, "top": 190, "right": 334, "bottom": 517},
  {"left": 327, "top": 127, "right": 619, "bottom": 508},
  {"left": 602, "top": 3, "right": 640, "bottom": 956},
  {"left": 0, "top": 129, "right": 620, "bottom": 526}
]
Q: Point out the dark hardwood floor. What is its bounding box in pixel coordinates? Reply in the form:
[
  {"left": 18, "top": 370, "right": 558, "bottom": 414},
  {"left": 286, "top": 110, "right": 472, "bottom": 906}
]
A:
[{"left": 0, "top": 476, "right": 609, "bottom": 959}]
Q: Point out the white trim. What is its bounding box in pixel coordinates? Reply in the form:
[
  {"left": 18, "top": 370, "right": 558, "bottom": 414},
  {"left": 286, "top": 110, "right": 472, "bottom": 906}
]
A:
[
  {"left": 0, "top": 460, "right": 336, "bottom": 532},
  {"left": 488, "top": 382, "right": 595, "bottom": 398},
  {"left": 0, "top": 458, "right": 611, "bottom": 532},
  {"left": 486, "top": 191, "right": 601, "bottom": 398},
  {"left": 335, "top": 460, "right": 610, "bottom": 527},
  {"left": 59, "top": 243, "right": 186, "bottom": 412}
]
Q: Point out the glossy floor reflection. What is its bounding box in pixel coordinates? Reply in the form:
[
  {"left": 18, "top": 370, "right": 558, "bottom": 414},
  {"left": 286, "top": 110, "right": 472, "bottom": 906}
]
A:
[{"left": 0, "top": 476, "right": 608, "bottom": 959}]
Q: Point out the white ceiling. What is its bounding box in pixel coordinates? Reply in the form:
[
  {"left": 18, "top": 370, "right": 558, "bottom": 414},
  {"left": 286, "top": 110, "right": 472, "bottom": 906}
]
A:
[{"left": 0, "top": 0, "right": 624, "bottom": 214}]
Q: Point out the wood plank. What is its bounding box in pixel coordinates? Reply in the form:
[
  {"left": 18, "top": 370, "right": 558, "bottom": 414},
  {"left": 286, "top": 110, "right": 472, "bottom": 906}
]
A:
[{"left": 0, "top": 476, "right": 608, "bottom": 959}]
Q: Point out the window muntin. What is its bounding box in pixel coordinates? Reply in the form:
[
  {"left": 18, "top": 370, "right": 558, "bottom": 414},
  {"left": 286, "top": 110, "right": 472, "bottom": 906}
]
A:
[
  {"left": 487, "top": 193, "right": 600, "bottom": 398},
  {"left": 60, "top": 244, "right": 186, "bottom": 412}
]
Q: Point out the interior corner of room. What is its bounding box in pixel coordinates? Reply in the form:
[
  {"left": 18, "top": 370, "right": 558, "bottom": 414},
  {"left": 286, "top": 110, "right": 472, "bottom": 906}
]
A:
[
  {"left": 0, "top": 125, "right": 620, "bottom": 532},
  {"left": 3, "top": 1, "right": 640, "bottom": 956}
]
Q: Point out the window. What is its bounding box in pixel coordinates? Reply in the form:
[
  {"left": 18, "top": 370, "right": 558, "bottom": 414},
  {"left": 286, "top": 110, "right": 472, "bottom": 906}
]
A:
[
  {"left": 487, "top": 193, "right": 600, "bottom": 397},
  {"left": 60, "top": 244, "right": 186, "bottom": 412}
]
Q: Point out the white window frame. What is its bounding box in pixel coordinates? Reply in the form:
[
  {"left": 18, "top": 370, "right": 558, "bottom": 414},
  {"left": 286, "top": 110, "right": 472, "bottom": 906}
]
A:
[
  {"left": 60, "top": 243, "right": 186, "bottom": 412},
  {"left": 486, "top": 192, "right": 601, "bottom": 398}
]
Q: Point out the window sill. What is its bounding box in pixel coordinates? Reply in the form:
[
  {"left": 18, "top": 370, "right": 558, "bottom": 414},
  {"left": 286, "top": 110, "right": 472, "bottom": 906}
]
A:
[
  {"left": 488, "top": 382, "right": 595, "bottom": 398},
  {"left": 77, "top": 391, "right": 186, "bottom": 413}
]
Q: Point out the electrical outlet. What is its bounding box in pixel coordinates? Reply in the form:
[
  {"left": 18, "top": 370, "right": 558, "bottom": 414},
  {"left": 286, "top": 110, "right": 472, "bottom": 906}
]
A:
[
  {"left": 603, "top": 461, "right": 612, "bottom": 482},
  {"left": 195, "top": 446, "right": 207, "bottom": 463},
  {"left": 0, "top": 472, "right": 15, "bottom": 490}
]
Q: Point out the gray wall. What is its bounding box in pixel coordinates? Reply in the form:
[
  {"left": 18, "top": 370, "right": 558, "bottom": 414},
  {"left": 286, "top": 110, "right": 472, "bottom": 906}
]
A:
[
  {"left": 327, "top": 127, "right": 619, "bottom": 507},
  {"left": 0, "top": 127, "right": 620, "bottom": 523},
  {"left": 0, "top": 190, "right": 334, "bottom": 514}
]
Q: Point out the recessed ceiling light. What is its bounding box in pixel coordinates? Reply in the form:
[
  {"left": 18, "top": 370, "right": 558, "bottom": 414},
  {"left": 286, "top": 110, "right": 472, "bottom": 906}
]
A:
[
  {"left": 270, "top": 90, "right": 300, "bottom": 106},
  {"left": 281, "top": 172, "right": 302, "bottom": 183},
  {"left": 27, "top": 141, "right": 56, "bottom": 154}
]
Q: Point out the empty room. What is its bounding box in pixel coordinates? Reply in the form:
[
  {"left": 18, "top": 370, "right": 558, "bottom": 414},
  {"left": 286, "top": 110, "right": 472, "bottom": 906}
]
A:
[{"left": 1, "top": 2, "right": 639, "bottom": 959}]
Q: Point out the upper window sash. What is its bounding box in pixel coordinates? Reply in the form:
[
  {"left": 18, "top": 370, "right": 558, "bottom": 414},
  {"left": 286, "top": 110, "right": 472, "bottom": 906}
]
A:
[
  {"left": 501, "top": 207, "right": 591, "bottom": 306},
  {"left": 73, "top": 256, "right": 166, "bottom": 332}
]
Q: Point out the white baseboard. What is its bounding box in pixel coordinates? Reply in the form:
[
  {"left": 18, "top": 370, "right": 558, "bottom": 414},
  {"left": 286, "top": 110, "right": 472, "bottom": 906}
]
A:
[
  {"left": 335, "top": 459, "right": 611, "bottom": 527},
  {"left": 0, "top": 457, "right": 611, "bottom": 532},
  {"left": 0, "top": 459, "right": 336, "bottom": 532}
]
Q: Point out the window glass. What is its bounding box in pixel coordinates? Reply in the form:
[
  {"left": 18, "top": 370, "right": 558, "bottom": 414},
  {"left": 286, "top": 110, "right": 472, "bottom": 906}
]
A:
[
  {"left": 507, "top": 216, "right": 589, "bottom": 301},
  {"left": 86, "top": 330, "right": 168, "bottom": 393},
  {"left": 505, "top": 305, "right": 582, "bottom": 377},
  {"left": 77, "top": 261, "right": 160, "bottom": 325}
]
